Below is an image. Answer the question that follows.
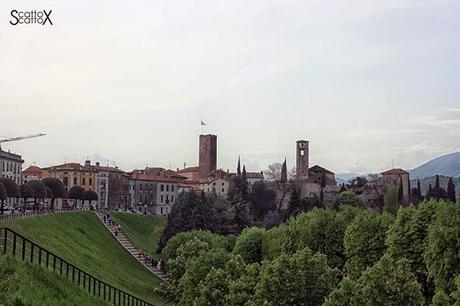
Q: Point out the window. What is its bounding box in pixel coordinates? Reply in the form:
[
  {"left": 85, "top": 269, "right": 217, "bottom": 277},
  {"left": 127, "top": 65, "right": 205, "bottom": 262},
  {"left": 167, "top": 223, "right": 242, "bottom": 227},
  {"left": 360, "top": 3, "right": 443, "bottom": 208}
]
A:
[
  {"left": 82, "top": 178, "right": 86, "bottom": 185},
  {"left": 166, "top": 195, "right": 169, "bottom": 202},
  {"left": 166, "top": 185, "right": 169, "bottom": 192},
  {"left": 172, "top": 185, "right": 174, "bottom": 192},
  {"left": 73, "top": 177, "right": 77, "bottom": 185},
  {"left": 160, "top": 207, "right": 163, "bottom": 215},
  {"left": 160, "top": 195, "right": 163, "bottom": 202},
  {"left": 89, "top": 178, "right": 92, "bottom": 185},
  {"left": 171, "top": 195, "right": 174, "bottom": 202},
  {"left": 160, "top": 184, "right": 164, "bottom": 191},
  {"left": 222, "top": 188, "right": 224, "bottom": 192},
  {"left": 222, "top": 182, "right": 224, "bottom": 186},
  {"left": 63, "top": 177, "right": 68, "bottom": 186},
  {"left": 300, "top": 149, "right": 305, "bottom": 156}
]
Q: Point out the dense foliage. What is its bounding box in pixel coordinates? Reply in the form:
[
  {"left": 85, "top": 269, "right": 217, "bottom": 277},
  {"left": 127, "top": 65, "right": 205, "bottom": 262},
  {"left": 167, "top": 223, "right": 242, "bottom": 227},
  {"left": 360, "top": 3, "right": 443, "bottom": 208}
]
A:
[{"left": 158, "top": 199, "right": 460, "bottom": 305}]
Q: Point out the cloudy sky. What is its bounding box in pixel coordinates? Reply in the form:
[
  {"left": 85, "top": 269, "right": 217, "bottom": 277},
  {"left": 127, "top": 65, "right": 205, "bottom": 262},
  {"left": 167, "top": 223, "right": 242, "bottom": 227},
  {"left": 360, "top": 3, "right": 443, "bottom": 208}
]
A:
[{"left": 0, "top": 0, "right": 459, "bottom": 175}]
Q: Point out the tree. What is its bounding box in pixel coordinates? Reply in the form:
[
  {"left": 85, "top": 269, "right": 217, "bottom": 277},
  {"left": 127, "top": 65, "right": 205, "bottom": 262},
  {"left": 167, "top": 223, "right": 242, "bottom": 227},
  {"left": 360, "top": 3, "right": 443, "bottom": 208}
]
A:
[
  {"left": 294, "top": 208, "right": 349, "bottom": 269},
  {"left": 233, "top": 227, "right": 266, "bottom": 264},
  {"left": 425, "top": 201, "right": 460, "bottom": 295},
  {"left": 0, "top": 183, "right": 6, "bottom": 214},
  {"left": 446, "top": 177, "right": 456, "bottom": 203},
  {"left": 344, "top": 211, "right": 393, "bottom": 279},
  {"left": 242, "top": 165, "right": 247, "bottom": 183},
  {"left": 325, "top": 256, "right": 424, "bottom": 306},
  {"left": 264, "top": 162, "right": 282, "bottom": 181},
  {"left": 237, "top": 156, "right": 241, "bottom": 177},
  {"left": 383, "top": 186, "right": 399, "bottom": 215},
  {"left": 84, "top": 190, "right": 99, "bottom": 208},
  {"left": 386, "top": 201, "right": 438, "bottom": 300},
  {"left": 280, "top": 158, "right": 287, "bottom": 183},
  {"left": 338, "top": 191, "right": 365, "bottom": 209},
  {"left": 253, "top": 248, "right": 340, "bottom": 306},
  {"left": 427, "top": 184, "right": 433, "bottom": 199},
  {"left": 67, "top": 185, "right": 85, "bottom": 208},
  {"left": 0, "top": 178, "right": 20, "bottom": 214},
  {"left": 19, "top": 184, "right": 33, "bottom": 212},
  {"left": 339, "top": 183, "right": 346, "bottom": 193},
  {"left": 248, "top": 181, "right": 276, "bottom": 220},
  {"left": 26, "top": 180, "right": 47, "bottom": 211},
  {"left": 287, "top": 185, "right": 302, "bottom": 216},
  {"left": 41, "top": 178, "right": 66, "bottom": 209},
  {"left": 178, "top": 249, "right": 231, "bottom": 305}
]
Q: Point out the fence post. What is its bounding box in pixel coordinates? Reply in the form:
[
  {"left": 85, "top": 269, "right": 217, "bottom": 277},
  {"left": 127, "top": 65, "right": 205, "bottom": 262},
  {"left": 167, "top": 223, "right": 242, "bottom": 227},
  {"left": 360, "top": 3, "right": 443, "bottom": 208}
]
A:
[
  {"left": 3, "top": 228, "right": 7, "bottom": 253},
  {"left": 12, "top": 231, "right": 17, "bottom": 256},
  {"left": 22, "top": 238, "right": 25, "bottom": 260}
]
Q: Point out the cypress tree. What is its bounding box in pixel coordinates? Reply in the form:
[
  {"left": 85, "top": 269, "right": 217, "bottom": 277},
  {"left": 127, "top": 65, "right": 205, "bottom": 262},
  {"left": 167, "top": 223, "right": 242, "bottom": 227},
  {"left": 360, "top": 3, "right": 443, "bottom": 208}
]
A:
[
  {"left": 280, "top": 158, "right": 287, "bottom": 183},
  {"left": 427, "top": 184, "right": 433, "bottom": 199},
  {"left": 237, "top": 156, "right": 241, "bottom": 177},
  {"left": 242, "top": 165, "right": 247, "bottom": 183},
  {"left": 398, "top": 177, "right": 404, "bottom": 203},
  {"left": 446, "top": 177, "right": 456, "bottom": 203},
  {"left": 434, "top": 175, "right": 441, "bottom": 200}
]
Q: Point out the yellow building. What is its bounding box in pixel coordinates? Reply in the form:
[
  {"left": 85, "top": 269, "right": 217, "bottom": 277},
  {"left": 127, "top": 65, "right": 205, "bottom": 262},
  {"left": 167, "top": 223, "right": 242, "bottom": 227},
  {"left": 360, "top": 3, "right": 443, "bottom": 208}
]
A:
[{"left": 42, "top": 160, "right": 97, "bottom": 192}]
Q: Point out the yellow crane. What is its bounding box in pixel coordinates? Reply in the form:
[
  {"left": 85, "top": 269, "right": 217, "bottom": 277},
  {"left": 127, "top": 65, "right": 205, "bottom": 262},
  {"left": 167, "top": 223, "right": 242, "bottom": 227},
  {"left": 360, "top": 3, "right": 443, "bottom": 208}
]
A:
[{"left": 0, "top": 133, "right": 46, "bottom": 150}]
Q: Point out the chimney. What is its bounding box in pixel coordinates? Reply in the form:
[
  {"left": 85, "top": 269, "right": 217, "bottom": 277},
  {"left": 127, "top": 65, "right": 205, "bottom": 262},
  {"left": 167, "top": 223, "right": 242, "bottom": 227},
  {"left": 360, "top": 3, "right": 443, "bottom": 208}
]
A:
[{"left": 85, "top": 160, "right": 91, "bottom": 167}]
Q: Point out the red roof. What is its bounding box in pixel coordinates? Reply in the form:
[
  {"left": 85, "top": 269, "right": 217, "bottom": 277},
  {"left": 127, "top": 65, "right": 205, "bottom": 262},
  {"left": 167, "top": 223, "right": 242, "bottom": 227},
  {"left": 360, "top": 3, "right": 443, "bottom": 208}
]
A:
[
  {"left": 22, "top": 165, "right": 43, "bottom": 175},
  {"left": 381, "top": 168, "right": 409, "bottom": 175},
  {"left": 176, "top": 166, "right": 200, "bottom": 173}
]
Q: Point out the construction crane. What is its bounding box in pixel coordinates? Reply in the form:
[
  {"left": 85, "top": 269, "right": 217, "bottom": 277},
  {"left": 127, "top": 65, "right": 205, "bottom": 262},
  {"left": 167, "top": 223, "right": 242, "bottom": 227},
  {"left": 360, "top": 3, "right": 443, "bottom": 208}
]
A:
[{"left": 0, "top": 133, "right": 46, "bottom": 150}]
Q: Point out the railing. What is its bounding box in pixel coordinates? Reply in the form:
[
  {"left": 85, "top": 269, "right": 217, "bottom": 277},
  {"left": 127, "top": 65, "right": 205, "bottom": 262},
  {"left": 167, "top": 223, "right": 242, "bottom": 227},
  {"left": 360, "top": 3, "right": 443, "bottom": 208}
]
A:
[
  {"left": 0, "top": 207, "right": 91, "bottom": 222},
  {"left": 0, "top": 227, "right": 154, "bottom": 306}
]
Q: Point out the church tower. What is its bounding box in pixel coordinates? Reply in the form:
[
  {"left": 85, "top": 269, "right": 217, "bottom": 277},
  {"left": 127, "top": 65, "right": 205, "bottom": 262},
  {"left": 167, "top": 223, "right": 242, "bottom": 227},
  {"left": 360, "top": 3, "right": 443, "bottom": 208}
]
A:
[{"left": 296, "top": 140, "right": 309, "bottom": 180}]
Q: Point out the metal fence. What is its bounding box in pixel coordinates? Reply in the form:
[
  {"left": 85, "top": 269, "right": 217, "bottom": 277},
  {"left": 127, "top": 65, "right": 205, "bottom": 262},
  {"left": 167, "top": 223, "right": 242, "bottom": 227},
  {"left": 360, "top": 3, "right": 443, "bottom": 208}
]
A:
[{"left": 0, "top": 227, "right": 154, "bottom": 306}]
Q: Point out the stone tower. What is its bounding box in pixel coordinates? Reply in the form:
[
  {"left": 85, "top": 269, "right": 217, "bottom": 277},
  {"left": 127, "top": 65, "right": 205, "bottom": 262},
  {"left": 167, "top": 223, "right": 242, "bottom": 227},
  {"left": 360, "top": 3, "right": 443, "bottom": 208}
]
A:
[
  {"left": 296, "top": 140, "right": 309, "bottom": 179},
  {"left": 199, "top": 134, "right": 217, "bottom": 178}
]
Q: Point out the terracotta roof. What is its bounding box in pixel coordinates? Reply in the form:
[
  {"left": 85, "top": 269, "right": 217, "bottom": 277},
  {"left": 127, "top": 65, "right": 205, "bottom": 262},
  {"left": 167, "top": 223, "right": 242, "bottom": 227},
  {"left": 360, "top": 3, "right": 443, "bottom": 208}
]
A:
[
  {"left": 246, "top": 171, "right": 264, "bottom": 178},
  {"left": 309, "top": 165, "right": 335, "bottom": 175},
  {"left": 176, "top": 166, "right": 200, "bottom": 173},
  {"left": 381, "top": 168, "right": 409, "bottom": 175},
  {"left": 130, "top": 169, "right": 187, "bottom": 183},
  {"left": 22, "top": 165, "right": 43, "bottom": 175}
]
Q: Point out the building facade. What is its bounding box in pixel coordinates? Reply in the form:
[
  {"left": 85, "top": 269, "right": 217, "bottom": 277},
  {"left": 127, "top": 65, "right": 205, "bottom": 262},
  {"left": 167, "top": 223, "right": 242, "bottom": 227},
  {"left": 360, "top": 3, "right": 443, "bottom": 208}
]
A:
[
  {"left": 129, "top": 168, "right": 187, "bottom": 215},
  {"left": 0, "top": 149, "right": 24, "bottom": 186}
]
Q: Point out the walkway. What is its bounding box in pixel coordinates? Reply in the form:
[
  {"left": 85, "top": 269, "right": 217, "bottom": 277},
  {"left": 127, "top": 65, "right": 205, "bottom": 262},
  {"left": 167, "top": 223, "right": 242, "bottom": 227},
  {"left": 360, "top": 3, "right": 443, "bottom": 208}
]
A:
[{"left": 94, "top": 211, "right": 168, "bottom": 282}]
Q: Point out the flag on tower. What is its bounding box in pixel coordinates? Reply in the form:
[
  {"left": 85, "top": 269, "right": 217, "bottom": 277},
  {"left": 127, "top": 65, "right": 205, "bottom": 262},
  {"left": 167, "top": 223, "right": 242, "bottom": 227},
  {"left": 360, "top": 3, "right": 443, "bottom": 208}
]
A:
[{"left": 200, "top": 120, "right": 206, "bottom": 126}]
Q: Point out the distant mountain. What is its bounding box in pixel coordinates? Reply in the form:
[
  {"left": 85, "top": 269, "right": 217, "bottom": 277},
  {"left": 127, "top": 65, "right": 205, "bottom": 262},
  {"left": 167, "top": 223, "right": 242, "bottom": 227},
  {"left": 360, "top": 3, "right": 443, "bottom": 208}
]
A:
[{"left": 410, "top": 152, "right": 460, "bottom": 180}]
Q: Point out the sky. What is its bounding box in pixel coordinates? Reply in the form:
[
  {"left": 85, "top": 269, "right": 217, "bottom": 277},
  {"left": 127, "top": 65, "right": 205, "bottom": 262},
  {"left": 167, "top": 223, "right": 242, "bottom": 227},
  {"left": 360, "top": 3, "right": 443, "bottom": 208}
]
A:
[{"left": 0, "top": 0, "right": 459, "bottom": 176}]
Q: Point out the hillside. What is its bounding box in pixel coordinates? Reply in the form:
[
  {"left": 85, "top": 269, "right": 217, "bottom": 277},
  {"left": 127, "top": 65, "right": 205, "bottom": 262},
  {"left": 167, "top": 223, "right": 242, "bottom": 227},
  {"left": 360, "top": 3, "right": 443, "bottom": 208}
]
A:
[
  {"left": 112, "top": 212, "right": 166, "bottom": 260},
  {"left": 5, "top": 212, "right": 162, "bottom": 304},
  {"left": 410, "top": 152, "right": 460, "bottom": 179},
  {"left": 0, "top": 255, "right": 107, "bottom": 306}
]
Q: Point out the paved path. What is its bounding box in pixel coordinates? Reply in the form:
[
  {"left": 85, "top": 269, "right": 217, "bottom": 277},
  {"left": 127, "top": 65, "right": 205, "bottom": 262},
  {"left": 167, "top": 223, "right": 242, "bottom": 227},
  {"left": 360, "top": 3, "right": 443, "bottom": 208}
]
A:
[{"left": 94, "top": 211, "right": 168, "bottom": 282}]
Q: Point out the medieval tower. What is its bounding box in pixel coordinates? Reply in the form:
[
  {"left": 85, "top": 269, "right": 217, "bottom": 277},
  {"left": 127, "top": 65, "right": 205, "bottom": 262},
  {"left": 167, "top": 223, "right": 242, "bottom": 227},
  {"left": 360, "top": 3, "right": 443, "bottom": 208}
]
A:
[
  {"left": 296, "top": 140, "right": 309, "bottom": 179},
  {"left": 199, "top": 134, "right": 217, "bottom": 178}
]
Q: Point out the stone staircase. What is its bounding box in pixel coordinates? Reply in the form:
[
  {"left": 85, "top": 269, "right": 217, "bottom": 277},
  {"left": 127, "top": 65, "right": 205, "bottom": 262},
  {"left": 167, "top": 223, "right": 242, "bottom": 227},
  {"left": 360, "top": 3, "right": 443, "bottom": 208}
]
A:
[{"left": 94, "top": 211, "right": 168, "bottom": 282}]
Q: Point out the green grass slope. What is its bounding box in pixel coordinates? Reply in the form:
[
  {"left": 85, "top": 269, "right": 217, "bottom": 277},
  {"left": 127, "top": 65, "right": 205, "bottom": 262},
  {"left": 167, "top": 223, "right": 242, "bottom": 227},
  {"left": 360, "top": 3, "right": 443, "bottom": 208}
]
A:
[
  {"left": 112, "top": 212, "right": 166, "bottom": 260},
  {"left": 6, "top": 212, "right": 161, "bottom": 304},
  {"left": 0, "top": 255, "right": 108, "bottom": 306}
]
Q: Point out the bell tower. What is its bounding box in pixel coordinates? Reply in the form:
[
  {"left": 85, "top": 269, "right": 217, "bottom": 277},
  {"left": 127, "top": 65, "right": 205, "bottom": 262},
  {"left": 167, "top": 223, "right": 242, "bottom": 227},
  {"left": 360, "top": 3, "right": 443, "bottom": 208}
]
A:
[{"left": 296, "top": 140, "right": 309, "bottom": 180}]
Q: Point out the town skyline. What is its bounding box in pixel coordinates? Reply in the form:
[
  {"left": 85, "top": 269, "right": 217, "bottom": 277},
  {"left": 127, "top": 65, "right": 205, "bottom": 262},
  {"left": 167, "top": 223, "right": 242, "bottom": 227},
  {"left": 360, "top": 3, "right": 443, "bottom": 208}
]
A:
[{"left": 1, "top": 0, "right": 460, "bottom": 174}]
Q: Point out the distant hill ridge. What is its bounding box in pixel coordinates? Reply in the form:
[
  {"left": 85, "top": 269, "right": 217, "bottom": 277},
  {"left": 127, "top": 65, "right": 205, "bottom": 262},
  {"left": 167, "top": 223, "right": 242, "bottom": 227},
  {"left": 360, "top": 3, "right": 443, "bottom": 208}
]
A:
[{"left": 409, "top": 152, "right": 460, "bottom": 179}]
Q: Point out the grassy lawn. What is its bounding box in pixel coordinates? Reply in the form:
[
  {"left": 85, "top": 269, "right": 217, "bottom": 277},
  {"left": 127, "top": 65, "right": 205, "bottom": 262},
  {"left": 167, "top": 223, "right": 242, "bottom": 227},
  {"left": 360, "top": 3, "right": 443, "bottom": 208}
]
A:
[
  {"left": 111, "top": 212, "right": 166, "bottom": 260},
  {"left": 0, "top": 255, "right": 108, "bottom": 306},
  {"left": 5, "top": 212, "right": 162, "bottom": 304}
]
